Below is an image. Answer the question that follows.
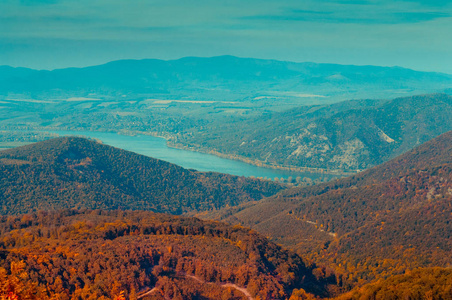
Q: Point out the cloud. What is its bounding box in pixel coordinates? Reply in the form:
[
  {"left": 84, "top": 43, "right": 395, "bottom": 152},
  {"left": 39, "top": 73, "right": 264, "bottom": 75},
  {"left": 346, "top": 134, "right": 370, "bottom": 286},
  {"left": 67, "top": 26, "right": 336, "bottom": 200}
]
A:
[
  {"left": 313, "top": 0, "right": 452, "bottom": 6},
  {"left": 393, "top": 11, "right": 451, "bottom": 23},
  {"left": 403, "top": 0, "right": 452, "bottom": 7},
  {"left": 19, "top": 0, "right": 60, "bottom": 5},
  {"left": 1, "top": 0, "right": 452, "bottom": 73},
  {"left": 1, "top": 14, "right": 108, "bottom": 24},
  {"left": 318, "top": 0, "right": 375, "bottom": 4},
  {"left": 241, "top": 6, "right": 451, "bottom": 24}
]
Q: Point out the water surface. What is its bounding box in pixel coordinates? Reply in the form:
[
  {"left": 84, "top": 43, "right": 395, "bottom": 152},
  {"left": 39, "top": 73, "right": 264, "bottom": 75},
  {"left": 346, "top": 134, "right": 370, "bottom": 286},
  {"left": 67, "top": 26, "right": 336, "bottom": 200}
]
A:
[{"left": 50, "top": 130, "right": 328, "bottom": 181}]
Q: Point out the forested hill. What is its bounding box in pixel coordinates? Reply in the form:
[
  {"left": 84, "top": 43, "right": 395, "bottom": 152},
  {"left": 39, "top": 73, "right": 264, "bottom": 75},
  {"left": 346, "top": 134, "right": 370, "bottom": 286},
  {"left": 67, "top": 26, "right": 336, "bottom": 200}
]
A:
[
  {"left": 203, "top": 130, "right": 452, "bottom": 285},
  {"left": 0, "top": 137, "right": 283, "bottom": 215},
  {"left": 0, "top": 209, "right": 333, "bottom": 299},
  {"left": 333, "top": 268, "right": 452, "bottom": 300},
  {"left": 176, "top": 93, "right": 452, "bottom": 172}
]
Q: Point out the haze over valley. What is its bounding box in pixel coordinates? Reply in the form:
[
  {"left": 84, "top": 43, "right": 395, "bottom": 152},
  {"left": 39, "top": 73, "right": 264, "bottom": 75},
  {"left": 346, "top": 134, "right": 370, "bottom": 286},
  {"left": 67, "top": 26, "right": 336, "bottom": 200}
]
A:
[
  {"left": 2, "top": 56, "right": 452, "bottom": 299},
  {"left": 2, "top": 57, "right": 452, "bottom": 176},
  {"left": 2, "top": 0, "right": 452, "bottom": 299}
]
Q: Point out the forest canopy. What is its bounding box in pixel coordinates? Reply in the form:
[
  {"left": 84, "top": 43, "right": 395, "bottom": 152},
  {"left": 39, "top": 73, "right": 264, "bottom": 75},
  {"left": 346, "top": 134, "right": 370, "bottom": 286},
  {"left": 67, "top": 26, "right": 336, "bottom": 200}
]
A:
[{"left": 0, "top": 137, "right": 284, "bottom": 215}]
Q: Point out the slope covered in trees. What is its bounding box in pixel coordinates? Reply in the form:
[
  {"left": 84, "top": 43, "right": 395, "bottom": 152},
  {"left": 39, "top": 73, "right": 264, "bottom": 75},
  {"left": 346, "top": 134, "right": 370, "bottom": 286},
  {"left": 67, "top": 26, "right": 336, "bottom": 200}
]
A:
[
  {"left": 202, "top": 130, "right": 452, "bottom": 285},
  {"left": 0, "top": 137, "right": 283, "bottom": 215},
  {"left": 333, "top": 268, "right": 452, "bottom": 300},
  {"left": 0, "top": 210, "right": 333, "bottom": 300},
  {"left": 176, "top": 94, "right": 452, "bottom": 172}
]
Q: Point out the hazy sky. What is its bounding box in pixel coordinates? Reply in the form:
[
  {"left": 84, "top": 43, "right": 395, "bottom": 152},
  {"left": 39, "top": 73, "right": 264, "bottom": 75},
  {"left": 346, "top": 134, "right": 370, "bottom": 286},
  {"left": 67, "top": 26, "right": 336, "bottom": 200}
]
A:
[{"left": 1, "top": 0, "right": 452, "bottom": 73}]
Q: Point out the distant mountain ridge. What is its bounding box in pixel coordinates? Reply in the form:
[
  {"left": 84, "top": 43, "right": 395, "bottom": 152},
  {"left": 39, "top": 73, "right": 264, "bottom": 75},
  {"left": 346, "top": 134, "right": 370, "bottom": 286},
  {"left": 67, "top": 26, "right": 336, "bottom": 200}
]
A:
[
  {"left": 1, "top": 56, "right": 452, "bottom": 101},
  {"left": 0, "top": 137, "right": 283, "bottom": 215},
  {"left": 201, "top": 130, "right": 452, "bottom": 283}
]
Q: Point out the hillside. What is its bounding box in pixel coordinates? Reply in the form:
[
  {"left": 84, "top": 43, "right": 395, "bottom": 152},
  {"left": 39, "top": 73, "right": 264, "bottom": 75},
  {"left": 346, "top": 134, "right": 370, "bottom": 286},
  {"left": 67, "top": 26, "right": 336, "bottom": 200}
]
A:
[
  {"left": 0, "top": 137, "right": 283, "bottom": 215},
  {"left": 333, "top": 268, "right": 452, "bottom": 300},
  {"left": 0, "top": 209, "right": 334, "bottom": 300},
  {"left": 200, "top": 130, "right": 452, "bottom": 284},
  {"left": 2, "top": 59, "right": 452, "bottom": 176},
  {"left": 176, "top": 94, "right": 452, "bottom": 172}
]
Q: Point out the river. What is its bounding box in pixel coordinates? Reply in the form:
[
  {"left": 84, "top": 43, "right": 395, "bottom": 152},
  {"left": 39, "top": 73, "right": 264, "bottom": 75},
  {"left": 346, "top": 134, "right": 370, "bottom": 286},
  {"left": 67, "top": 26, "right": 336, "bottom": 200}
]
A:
[{"left": 46, "top": 130, "right": 329, "bottom": 181}]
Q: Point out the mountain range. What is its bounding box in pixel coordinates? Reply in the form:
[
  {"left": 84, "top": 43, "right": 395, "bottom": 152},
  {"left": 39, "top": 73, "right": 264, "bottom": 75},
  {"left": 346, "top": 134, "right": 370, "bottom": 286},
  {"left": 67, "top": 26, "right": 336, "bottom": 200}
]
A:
[
  {"left": 2, "top": 55, "right": 452, "bottom": 298},
  {"left": 1, "top": 133, "right": 452, "bottom": 298},
  {"left": 2, "top": 56, "right": 452, "bottom": 103},
  {"left": 199, "top": 130, "right": 452, "bottom": 283},
  {"left": 2, "top": 57, "right": 452, "bottom": 176}
]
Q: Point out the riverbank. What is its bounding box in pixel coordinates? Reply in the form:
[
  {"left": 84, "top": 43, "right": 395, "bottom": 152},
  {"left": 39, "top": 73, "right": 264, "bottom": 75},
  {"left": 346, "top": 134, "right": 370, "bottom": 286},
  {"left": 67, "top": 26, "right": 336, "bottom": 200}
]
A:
[
  {"left": 108, "top": 128, "right": 357, "bottom": 177},
  {"left": 165, "top": 140, "right": 357, "bottom": 177},
  {"left": 2, "top": 127, "right": 356, "bottom": 178}
]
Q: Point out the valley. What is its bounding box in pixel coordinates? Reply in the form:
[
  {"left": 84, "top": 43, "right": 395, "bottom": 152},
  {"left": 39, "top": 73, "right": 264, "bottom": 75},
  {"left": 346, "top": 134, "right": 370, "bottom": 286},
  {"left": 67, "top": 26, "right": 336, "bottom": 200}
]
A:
[
  {"left": 1, "top": 56, "right": 452, "bottom": 299},
  {"left": 1, "top": 133, "right": 452, "bottom": 299},
  {"left": 200, "top": 130, "right": 452, "bottom": 285},
  {"left": 2, "top": 62, "right": 452, "bottom": 175},
  {"left": 4, "top": 0, "right": 452, "bottom": 294},
  {"left": 175, "top": 94, "right": 452, "bottom": 172},
  {"left": 45, "top": 130, "right": 336, "bottom": 181}
]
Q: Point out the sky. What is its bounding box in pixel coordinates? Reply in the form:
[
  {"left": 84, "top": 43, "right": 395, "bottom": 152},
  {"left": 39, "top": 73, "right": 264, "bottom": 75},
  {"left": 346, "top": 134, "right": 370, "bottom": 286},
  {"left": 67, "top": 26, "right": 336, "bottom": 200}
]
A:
[{"left": 1, "top": 0, "right": 452, "bottom": 73}]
